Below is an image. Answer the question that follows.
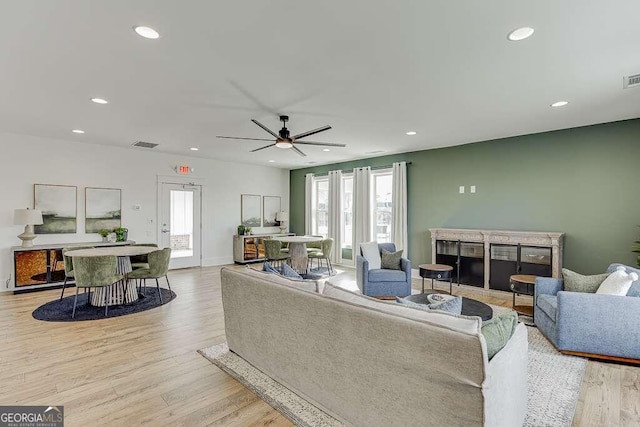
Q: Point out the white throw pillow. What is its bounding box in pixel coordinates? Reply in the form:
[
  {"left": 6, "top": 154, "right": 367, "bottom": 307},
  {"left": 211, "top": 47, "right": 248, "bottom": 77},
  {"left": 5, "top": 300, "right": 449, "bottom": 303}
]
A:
[
  {"left": 596, "top": 266, "right": 638, "bottom": 296},
  {"left": 360, "top": 241, "right": 381, "bottom": 270}
]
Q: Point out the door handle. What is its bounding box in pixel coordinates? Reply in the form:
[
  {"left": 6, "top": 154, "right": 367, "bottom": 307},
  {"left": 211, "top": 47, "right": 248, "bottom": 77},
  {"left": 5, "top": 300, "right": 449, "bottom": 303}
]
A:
[{"left": 161, "top": 229, "right": 170, "bottom": 233}]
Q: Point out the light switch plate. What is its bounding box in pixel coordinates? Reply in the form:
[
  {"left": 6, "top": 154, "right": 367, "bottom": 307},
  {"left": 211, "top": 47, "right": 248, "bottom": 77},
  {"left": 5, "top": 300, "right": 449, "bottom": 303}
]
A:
[{"left": 459, "top": 186, "right": 465, "bottom": 194}]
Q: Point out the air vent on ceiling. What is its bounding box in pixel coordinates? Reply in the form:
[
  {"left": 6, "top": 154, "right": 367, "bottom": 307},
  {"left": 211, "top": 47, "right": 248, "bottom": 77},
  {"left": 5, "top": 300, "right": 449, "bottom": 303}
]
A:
[
  {"left": 623, "top": 74, "right": 640, "bottom": 89},
  {"left": 132, "top": 141, "right": 159, "bottom": 149}
]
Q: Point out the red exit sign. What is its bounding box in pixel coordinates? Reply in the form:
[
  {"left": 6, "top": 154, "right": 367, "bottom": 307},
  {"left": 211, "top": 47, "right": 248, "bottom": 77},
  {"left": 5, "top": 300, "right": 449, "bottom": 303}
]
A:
[{"left": 178, "top": 165, "right": 192, "bottom": 175}]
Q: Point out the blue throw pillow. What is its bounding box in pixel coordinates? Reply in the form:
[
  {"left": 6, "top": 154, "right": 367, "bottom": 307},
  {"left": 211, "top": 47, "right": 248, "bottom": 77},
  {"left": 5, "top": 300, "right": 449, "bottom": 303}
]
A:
[
  {"left": 281, "top": 263, "right": 303, "bottom": 280},
  {"left": 396, "top": 295, "right": 463, "bottom": 315},
  {"left": 262, "top": 262, "right": 280, "bottom": 274}
]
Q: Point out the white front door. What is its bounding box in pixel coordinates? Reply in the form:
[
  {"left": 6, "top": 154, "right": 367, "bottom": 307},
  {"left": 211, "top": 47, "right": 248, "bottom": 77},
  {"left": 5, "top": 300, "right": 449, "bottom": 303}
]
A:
[{"left": 159, "top": 183, "right": 202, "bottom": 269}]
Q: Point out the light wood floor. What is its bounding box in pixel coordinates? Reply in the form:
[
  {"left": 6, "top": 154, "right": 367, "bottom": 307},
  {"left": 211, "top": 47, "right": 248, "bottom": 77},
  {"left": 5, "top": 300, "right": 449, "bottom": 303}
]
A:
[{"left": 0, "top": 265, "right": 637, "bottom": 426}]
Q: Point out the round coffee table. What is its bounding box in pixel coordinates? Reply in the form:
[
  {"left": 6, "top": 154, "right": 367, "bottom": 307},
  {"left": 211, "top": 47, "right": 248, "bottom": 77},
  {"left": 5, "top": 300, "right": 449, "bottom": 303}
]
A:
[
  {"left": 418, "top": 264, "right": 454, "bottom": 294},
  {"left": 403, "top": 291, "right": 493, "bottom": 321}
]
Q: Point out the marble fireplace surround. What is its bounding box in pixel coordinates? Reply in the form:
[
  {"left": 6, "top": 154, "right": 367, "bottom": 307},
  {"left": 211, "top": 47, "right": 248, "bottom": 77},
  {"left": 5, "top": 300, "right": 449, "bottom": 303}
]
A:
[{"left": 429, "top": 228, "right": 565, "bottom": 290}]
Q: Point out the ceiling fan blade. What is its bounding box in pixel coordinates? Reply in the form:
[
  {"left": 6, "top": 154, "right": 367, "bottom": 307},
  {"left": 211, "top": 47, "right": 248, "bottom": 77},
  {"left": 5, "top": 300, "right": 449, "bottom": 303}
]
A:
[
  {"left": 250, "top": 144, "right": 276, "bottom": 152},
  {"left": 294, "top": 141, "right": 346, "bottom": 148},
  {"left": 292, "top": 125, "right": 332, "bottom": 140},
  {"left": 251, "top": 119, "right": 280, "bottom": 139},
  {"left": 291, "top": 146, "right": 307, "bottom": 157},
  {"left": 216, "top": 136, "right": 275, "bottom": 142}
]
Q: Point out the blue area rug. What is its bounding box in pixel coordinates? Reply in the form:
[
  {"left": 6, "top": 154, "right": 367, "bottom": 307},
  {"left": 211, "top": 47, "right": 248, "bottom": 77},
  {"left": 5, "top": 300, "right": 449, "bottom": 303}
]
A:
[{"left": 32, "top": 287, "right": 176, "bottom": 322}]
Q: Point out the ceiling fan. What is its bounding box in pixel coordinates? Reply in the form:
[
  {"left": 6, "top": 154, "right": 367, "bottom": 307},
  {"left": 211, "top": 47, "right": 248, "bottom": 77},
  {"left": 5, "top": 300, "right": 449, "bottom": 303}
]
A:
[{"left": 216, "top": 115, "right": 345, "bottom": 157}]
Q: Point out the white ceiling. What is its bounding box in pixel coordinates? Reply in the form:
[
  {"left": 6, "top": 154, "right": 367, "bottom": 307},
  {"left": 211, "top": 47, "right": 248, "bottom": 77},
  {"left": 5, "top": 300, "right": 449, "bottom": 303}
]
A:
[{"left": 1, "top": 1, "right": 639, "bottom": 169}]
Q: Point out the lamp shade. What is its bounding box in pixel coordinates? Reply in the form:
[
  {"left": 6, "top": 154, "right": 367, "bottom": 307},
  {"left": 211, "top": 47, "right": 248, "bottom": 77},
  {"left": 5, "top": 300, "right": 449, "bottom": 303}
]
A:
[
  {"left": 276, "top": 211, "right": 289, "bottom": 221},
  {"left": 14, "top": 208, "right": 43, "bottom": 225}
]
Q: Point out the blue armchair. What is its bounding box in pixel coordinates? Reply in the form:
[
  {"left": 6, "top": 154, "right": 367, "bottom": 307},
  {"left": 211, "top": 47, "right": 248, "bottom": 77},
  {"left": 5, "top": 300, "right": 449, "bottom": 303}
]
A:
[
  {"left": 535, "top": 263, "right": 640, "bottom": 362},
  {"left": 356, "top": 243, "right": 412, "bottom": 297}
]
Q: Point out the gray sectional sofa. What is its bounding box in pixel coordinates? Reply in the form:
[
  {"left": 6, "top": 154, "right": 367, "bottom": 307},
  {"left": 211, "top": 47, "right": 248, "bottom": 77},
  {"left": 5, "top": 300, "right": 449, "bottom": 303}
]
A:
[
  {"left": 535, "top": 263, "right": 640, "bottom": 361},
  {"left": 221, "top": 267, "right": 528, "bottom": 427}
]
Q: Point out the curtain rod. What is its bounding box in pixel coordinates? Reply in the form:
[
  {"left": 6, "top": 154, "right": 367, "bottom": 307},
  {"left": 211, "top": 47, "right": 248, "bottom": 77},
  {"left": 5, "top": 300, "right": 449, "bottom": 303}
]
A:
[{"left": 311, "top": 161, "right": 412, "bottom": 177}]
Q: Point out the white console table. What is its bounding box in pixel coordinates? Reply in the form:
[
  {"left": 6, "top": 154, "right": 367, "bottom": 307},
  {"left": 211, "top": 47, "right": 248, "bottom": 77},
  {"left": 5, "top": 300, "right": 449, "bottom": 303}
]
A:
[{"left": 9, "top": 240, "right": 135, "bottom": 293}]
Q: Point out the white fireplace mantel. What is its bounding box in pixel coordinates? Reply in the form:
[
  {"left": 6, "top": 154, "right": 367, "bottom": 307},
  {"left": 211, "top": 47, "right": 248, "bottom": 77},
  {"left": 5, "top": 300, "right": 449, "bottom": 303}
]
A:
[{"left": 429, "top": 228, "right": 565, "bottom": 289}]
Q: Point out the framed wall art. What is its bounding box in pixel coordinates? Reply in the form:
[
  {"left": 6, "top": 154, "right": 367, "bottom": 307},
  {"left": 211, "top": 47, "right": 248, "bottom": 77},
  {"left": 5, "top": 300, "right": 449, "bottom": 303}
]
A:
[
  {"left": 262, "top": 196, "right": 281, "bottom": 227},
  {"left": 34, "top": 184, "right": 77, "bottom": 234},
  {"left": 241, "top": 194, "right": 261, "bottom": 227},
  {"left": 85, "top": 187, "right": 122, "bottom": 233}
]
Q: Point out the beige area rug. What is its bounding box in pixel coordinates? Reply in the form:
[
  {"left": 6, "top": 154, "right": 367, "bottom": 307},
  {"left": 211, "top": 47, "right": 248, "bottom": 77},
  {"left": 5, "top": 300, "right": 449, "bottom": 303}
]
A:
[{"left": 198, "top": 326, "right": 586, "bottom": 427}]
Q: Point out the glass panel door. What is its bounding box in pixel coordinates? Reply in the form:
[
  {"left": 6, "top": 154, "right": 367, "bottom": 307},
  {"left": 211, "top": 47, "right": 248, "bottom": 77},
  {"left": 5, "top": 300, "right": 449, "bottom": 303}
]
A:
[{"left": 160, "top": 183, "right": 202, "bottom": 269}]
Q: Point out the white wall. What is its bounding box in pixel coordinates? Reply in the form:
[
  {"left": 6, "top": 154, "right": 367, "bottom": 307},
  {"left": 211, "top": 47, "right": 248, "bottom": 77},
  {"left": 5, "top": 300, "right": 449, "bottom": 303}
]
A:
[{"left": 0, "top": 132, "right": 289, "bottom": 291}]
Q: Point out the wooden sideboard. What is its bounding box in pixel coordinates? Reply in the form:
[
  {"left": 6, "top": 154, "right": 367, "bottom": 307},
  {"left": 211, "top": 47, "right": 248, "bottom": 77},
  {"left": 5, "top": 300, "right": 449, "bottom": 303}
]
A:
[
  {"left": 233, "top": 233, "right": 294, "bottom": 264},
  {"left": 429, "top": 228, "right": 564, "bottom": 292},
  {"left": 9, "top": 240, "right": 135, "bottom": 293}
]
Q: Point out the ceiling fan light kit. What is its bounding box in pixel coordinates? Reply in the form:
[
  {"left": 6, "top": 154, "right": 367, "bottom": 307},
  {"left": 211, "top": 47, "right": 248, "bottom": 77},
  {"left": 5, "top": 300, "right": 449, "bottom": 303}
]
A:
[{"left": 217, "top": 115, "right": 345, "bottom": 157}]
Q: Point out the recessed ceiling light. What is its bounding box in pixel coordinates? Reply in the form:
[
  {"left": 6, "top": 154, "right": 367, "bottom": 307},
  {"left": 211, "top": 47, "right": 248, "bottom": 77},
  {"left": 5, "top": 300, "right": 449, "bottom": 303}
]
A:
[
  {"left": 190, "top": 147, "right": 199, "bottom": 151},
  {"left": 91, "top": 98, "right": 108, "bottom": 104},
  {"left": 550, "top": 101, "right": 569, "bottom": 107},
  {"left": 507, "top": 27, "right": 535, "bottom": 41},
  {"left": 406, "top": 131, "right": 417, "bottom": 136},
  {"left": 322, "top": 148, "right": 331, "bottom": 152},
  {"left": 134, "top": 26, "right": 160, "bottom": 39},
  {"left": 268, "top": 160, "right": 275, "bottom": 163},
  {"left": 72, "top": 129, "right": 85, "bottom": 134}
]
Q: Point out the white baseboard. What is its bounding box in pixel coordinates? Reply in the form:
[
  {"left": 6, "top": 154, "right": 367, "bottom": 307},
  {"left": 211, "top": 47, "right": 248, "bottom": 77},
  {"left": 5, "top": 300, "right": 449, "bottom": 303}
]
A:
[{"left": 202, "top": 256, "right": 234, "bottom": 267}]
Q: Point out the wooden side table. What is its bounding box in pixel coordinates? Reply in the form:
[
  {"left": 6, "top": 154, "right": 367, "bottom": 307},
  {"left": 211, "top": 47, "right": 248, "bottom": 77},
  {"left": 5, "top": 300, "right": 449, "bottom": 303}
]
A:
[
  {"left": 419, "top": 264, "right": 454, "bottom": 294},
  {"left": 510, "top": 274, "right": 537, "bottom": 319}
]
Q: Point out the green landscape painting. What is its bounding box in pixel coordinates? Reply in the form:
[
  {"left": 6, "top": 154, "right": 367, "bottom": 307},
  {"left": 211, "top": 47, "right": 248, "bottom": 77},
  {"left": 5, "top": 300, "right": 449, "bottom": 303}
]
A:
[
  {"left": 85, "top": 187, "right": 121, "bottom": 233},
  {"left": 34, "top": 184, "right": 77, "bottom": 234}
]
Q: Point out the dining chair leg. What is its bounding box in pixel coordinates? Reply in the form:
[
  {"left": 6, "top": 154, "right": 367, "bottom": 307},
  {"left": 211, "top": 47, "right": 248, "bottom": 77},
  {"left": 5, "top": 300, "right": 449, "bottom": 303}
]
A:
[
  {"left": 327, "top": 258, "right": 333, "bottom": 275},
  {"left": 156, "top": 278, "right": 164, "bottom": 304},
  {"left": 72, "top": 286, "right": 80, "bottom": 318},
  {"left": 60, "top": 277, "right": 68, "bottom": 300},
  {"left": 104, "top": 286, "right": 110, "bottom": 317},
  {"left": 165, "top": 276, "right": 172, "bottom": 292}
]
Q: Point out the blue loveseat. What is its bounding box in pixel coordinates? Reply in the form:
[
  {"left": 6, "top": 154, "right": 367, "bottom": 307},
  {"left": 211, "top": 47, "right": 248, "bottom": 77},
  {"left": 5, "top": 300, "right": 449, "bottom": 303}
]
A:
[
  {"left": 535, "top": 263, "right": 640, "bottom": 362},
  {"left": 356, "top": 243, "right": 412, "bottom": 297}
]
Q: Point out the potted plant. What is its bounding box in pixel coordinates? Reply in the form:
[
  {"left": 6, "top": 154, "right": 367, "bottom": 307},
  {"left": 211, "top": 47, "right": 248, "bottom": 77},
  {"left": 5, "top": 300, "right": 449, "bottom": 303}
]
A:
[
  {"left": 237, "top": 225, "right": 246, "bottom": 236},
  {"left": 98, "top": 229, "right": 110, "bottom": 242},
  {"left": 114, "top": 227, "right": 128, "bottom": 242},
  {"left": 245, "top": 227, "right": 252, "bottom": 235}
]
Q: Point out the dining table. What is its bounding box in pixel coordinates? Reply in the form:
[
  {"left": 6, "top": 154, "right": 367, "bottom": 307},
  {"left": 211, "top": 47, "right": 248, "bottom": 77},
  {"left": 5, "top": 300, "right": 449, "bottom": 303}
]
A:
[
  {"left": 66, "top": 246, "right": 157, "bottom": 306},
  {"left": 274, "top": 235, "right": 323, "bottom": 274}
]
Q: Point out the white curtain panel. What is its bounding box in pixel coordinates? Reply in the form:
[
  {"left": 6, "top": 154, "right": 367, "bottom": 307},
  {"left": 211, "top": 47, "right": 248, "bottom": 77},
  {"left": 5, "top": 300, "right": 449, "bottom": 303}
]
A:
[
  {"left": 328, "top": 170, "right": 343, "bottom": 264},
  {"left": 391, "top": 161, "right": 408, "bottom": 257},
  {"left": 352, "top": 166, "right": 372, "bottom": 265},
  {"left": 305, "top": 173, "right": 314, "bottom": 235}
]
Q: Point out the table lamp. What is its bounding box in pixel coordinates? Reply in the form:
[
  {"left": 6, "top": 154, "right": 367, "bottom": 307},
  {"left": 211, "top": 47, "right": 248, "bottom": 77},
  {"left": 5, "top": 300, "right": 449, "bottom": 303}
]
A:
[
  {"left": 276, "top": 211, "right": 289, "bottom": 233},
  {"left": 14, "top": 208, "right": 43, "bottom": 247}
]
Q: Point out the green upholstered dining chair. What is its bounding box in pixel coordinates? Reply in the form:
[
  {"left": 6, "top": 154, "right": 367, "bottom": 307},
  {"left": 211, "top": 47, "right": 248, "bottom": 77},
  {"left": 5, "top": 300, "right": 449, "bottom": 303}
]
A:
[
  {"left": 72, "top": 255, "right": 124, "bottom": 318},
  {"left": 127, "top": 248, "right": 172, "bottom": 304},
  {"left": 60, "top": 246, "right": 95, "bottom": 300},
  {"left": 308, "top": 238, "right": 334, "bottom": 275},
  {"left": 264, "top": 239, "right": 290, "bottom": 269},
  {"left": 305, "top": 236, "right": 323, "bottom": 254},
  {"left": 129, "top": 243, "right": 159, "bottom": 270}
]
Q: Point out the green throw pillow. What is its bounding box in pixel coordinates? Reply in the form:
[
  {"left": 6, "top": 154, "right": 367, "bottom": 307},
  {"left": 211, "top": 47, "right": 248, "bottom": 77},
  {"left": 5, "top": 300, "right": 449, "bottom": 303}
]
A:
[
  {"left": 481, "top": 311, "right": 518, "bottom": 360},
  {"left": 562, "top": 268, "right": 610, "bottom": 293},
  {"left": 381, "top": 249, "right": 403, "bottom": 270}
]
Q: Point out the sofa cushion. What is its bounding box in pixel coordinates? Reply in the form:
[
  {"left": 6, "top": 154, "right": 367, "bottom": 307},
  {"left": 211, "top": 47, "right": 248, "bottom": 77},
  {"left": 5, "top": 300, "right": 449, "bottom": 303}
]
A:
[
  {"left": 381, "top": 249, "right": 403, "bottom": 270},
  {"left": 368, "top": 268, "right": 406, "bottom": 282},
  {"left": 562, "top": 268, "right": 609, "bottom": 293},
  {"left": 360, "top": 242, "right": 381, "bottom": 270},
  {"left": 597, "top": 265, "right": 638, "bottom": 296},
  {"left": 607, "top": 264, "right": 640, "bottom": 297},
  {"left": 537, "top": 294, "right": 558, "bottom": 321},
  {"left": 481, "top": 311, "right": 518, "bottom": 359},
  {"left": 322, "top": 281, "right": 481, "bottom": 335}
]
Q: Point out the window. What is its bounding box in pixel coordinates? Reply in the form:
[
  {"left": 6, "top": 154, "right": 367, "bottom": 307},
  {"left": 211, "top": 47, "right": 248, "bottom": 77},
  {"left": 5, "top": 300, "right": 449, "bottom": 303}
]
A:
[
  {"left": 372, "top": 171, "right": 393, "bottom": 243},
  {"left": 312, "top": 177, "right": 328, "bottom": 237}
]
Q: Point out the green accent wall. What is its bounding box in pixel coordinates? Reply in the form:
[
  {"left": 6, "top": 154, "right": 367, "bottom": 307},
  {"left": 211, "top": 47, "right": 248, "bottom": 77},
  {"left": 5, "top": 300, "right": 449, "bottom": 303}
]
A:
[{"left": 289, "top": 119, "right": 640, "bottom": 274}]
